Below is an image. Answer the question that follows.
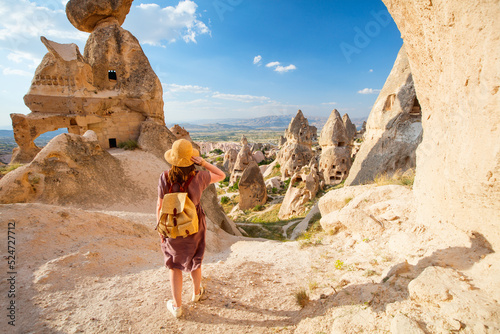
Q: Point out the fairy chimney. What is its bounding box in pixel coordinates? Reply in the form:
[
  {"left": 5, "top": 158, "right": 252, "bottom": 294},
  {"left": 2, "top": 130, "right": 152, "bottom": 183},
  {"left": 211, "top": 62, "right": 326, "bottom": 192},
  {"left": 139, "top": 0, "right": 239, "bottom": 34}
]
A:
[
  {"left": 12, "top": 0, "right": 164, "bottom": 164},
  {"left": 318, "top": 109, "right": 352, "bottom": 185},
  {"left": 230, "top": 136, "right": 254, "bottom": 186},
  {"left": 276, "top": 110, "right": 315, "bottom": 180}
]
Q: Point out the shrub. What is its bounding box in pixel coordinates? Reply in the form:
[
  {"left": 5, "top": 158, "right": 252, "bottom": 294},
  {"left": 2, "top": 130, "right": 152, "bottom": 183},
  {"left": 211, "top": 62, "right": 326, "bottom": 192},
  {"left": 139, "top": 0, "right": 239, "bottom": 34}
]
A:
[
  {"left": 258, "top": 158, "right": 273, "bottom": 166},
  {"left": 219, "top": 176, "right": 230, "bottom": 187},
  {"left": 0, "top": 163, "right": 23, "bottom": 176},
  {"left": 253, "top": 204, "right": 265, "bottom": 211},
  {"left": 229, "top": 180, "right": 239, "bottom": 192},
  {"left": 335, "top": 260, "right": 344, "bottom": 270},
  {"left": 294, "top": 288, "right": 310, "bottom": 308},
  {"left": 216, "top": 157, "right": 223, "bottom": 162},
  {"left": 118, "top": 140, "right": 138, "bottom": 150},
  {"left": 220, "top": 196, "right": 230, "bottom": 204},
  {"left": 210, "top": 148, "right": 224, "bottom": 155},
  {"left": 373, "top": 169, "right": 415, "bottom": 188}
]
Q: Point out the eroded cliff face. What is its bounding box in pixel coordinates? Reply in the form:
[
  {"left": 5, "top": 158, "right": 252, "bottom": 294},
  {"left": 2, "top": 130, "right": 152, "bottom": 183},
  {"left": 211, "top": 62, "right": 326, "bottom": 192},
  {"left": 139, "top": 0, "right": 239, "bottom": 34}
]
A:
[
  {"left": 345, "top": 45, "right": 422, "bottom": 186},
  {"left": 382, "top": 0, "right": 500, "bottom": 250}
]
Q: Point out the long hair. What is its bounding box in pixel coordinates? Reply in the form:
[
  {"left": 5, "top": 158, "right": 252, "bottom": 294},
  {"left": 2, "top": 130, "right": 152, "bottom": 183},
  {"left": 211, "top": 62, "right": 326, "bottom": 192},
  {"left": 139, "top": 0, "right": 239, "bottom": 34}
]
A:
[{"left": 168, "top": 165, "right": 196, "bottom": 185}]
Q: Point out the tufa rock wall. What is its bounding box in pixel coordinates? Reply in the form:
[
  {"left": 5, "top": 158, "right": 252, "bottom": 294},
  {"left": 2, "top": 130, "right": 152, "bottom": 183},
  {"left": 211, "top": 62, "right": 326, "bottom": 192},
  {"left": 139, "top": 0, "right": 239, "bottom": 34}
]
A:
[
  {"left": 345, "top": 45, "right": 422, "bottom": 186},
  {"left": 382, "top": 0, "right": 500, "bottom": 250}
]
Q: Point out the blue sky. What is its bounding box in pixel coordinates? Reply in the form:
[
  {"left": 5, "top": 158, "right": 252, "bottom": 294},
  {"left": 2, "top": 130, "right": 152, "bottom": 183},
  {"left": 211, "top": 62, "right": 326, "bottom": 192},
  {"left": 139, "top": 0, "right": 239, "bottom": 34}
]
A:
[{"left": 0, "top": 0, "right": 403, "bottom": 129}]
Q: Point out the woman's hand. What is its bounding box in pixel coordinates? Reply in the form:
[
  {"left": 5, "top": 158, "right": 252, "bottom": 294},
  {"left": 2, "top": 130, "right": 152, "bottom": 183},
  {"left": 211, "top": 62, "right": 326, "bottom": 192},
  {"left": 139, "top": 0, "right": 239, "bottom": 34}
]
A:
[
  {"left": 158, "top": 232, "right": 166, "bottom": 243},
  {"left": 191, "top": 156, "right": 205, "bottom": 166}
]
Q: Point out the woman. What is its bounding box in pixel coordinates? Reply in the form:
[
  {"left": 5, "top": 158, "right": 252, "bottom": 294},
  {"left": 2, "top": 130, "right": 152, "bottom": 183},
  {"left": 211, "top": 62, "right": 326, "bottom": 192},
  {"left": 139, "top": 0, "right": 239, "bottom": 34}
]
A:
[{"left": 157, "top": 139, "right": 225, "bottom": 318}]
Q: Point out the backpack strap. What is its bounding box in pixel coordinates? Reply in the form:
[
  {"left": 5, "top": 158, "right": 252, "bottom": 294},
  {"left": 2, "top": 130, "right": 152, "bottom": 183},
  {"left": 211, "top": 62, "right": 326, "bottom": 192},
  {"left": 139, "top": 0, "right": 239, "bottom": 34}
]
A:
[
  {"left": 165, "top": 170, "right": 197, "bottom": 194},
  {"left": 183, "top": 172, "right": 196, "bottom": 191}
]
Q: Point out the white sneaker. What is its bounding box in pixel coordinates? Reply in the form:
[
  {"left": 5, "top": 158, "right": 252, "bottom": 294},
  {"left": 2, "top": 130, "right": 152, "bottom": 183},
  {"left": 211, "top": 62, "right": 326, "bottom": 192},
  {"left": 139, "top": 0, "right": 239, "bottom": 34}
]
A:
[
  {"left": 167, "top": 300, "right": 182, "bottom": 318},
  {"left": 192, "top": 286, "right": 205, "bottom": 302}
]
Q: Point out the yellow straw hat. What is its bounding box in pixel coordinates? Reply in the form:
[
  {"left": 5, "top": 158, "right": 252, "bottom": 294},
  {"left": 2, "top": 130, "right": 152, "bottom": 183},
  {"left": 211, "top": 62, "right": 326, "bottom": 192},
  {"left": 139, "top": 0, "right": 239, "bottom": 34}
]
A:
[{"left": 164, "top": 139, "right": 199, "bottom": 167}]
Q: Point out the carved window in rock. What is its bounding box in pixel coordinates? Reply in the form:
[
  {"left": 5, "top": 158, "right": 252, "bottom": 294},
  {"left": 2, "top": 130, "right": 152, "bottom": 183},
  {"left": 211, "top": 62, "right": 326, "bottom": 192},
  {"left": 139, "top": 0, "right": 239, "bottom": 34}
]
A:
[
  {"left": 410, "top": 96, "right": 422, "bottom": 116},
  {"left": 383, "top": 94, "right": 396, "bottom": 111},
  {"left": 108, "top": 70, "right": 117, "bottom": 81}
]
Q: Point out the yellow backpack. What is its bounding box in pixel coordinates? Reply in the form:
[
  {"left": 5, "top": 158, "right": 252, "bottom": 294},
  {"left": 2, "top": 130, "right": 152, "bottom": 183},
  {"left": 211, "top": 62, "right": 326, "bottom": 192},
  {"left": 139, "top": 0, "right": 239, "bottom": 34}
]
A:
[{"left": 156, "top": 172, "right": 199, "bottom": 239}]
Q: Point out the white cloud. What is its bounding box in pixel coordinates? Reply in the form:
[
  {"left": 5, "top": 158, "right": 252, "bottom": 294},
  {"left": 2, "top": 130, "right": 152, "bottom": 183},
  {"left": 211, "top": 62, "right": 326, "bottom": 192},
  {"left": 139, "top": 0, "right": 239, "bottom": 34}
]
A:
[
  {"left": 358, "top": 88, "right": 381, "bottom": 94},
  {"left": 163, "top": 83, "right": 211, "bottom": 94},
  {"left": 369, "top": 69, "right": 374, "bottom": 72},
  {"left": 0, "top": 0, "right": 87, "bottom": 75},
  {"left": 0, "top": 0, "right": 88, "bottom": 44},
  {"left": 125, "top": 1, "right": 210, "bottom": 45},
  {"left": 3, "top": 67, "right": 32, "bottom": 76},
  {"left": 7, "top": 51, "right": 41, "bottom": 69},
  {"left": 266, "top": 61, "right": 296, "bottom": 73},
  {"left": 253, "top": 55, "right": 262, "bottom": 65},
  {"left": 274, "top": 64, "right": 296, "bottom": 73},
  {"left": 266, "top": 61, "right": 281, "bottom": 68},
  {"left": 212, "top": 92, "right": 270, "bottom": 103},
  {"left": 321, "top": 102, "right": 338, "bottom": 105}
]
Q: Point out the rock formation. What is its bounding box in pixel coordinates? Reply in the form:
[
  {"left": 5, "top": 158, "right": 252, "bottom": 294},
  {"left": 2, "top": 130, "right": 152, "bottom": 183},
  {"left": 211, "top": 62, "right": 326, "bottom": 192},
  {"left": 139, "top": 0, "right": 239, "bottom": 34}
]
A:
[
  {"left": 265, "top": 176, "right": 282, "bottom": 191},
  {"left": 279, "top": 161, "right": 320, "bottom": 219},
  {"left": 169, "top": 124, "right": 192, "bottom": 141},
  {"left": 278, "top": 135, "right": 286, "bottom": 147},
  {"left": 200, "top": 184, "right": 242, "bottom": 236},
  {"left": 12, "top": 0, "right": 164, "bottom": 163},
  {"left": 238, "top": 161, "right": 267, "bottom": 211},
  {"left": 0, "top": 131, "right": 139, "bottom": 207},
  {"left": 137, "top": 120, "right": 177, "bottom": 162},
  {"left": 198, "top": 142, "right": 241, "bottom": 156},
  {"left": 252, "top": 150, "right": 265, "bottom": 164},
  {"left": 223, "top": 148, "right": 238, "bottom": 174},
  {"left": 382, "top": 0, "right": 500, "bottom": 255},
  {"left": 318, "top": 109, "right": 352, "bottom": 185},
  {"left": 342, "top": 113, "right": 357, "bottom": 144},
  {"left": 345, "top": 46, "right": 422, "bottom": 186},
  {"left": 65, "top": 0, "right": 133, "bottom": 32},
  {"left": 319, "top": 184, "right": 415, "bottom": 238},
  {"left": 276, "top": 110, "right": 315, "bottom": 179},
  {"left": 230, "top": 136, "right": 253, "bottom": 186},
  {"left": 358, "top": 121, "right": 367, "bottom": 138}
]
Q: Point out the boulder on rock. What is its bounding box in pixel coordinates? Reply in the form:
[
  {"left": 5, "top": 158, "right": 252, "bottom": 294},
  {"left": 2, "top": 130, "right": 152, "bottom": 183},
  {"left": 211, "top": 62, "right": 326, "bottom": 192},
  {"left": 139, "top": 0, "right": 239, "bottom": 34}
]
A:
[{"left": 66, "top": 0, "right": 133, "bottom": 32}]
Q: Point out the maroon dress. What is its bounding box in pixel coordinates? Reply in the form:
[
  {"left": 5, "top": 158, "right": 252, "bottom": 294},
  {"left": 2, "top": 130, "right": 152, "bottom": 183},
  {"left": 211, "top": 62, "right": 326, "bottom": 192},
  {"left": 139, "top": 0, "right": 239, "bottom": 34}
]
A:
[{"left": 158, "top": 170, "right": 211, "bottom": 272}]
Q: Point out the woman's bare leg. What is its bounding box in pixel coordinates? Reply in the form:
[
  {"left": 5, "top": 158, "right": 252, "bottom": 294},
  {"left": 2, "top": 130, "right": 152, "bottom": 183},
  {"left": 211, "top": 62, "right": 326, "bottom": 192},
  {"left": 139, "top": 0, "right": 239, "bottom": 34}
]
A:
[
  {"left": 169, "top": 269, "right": 183, "bottom": 307},
  {"left": 190, "top": 267, "right": 202, "bottom": 295}
]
